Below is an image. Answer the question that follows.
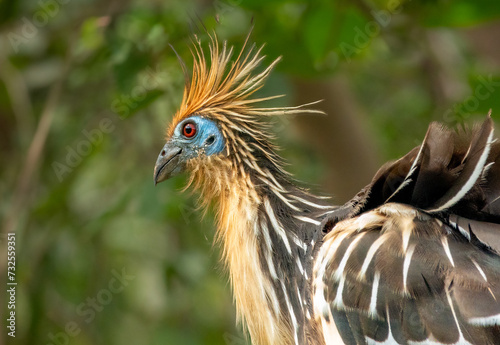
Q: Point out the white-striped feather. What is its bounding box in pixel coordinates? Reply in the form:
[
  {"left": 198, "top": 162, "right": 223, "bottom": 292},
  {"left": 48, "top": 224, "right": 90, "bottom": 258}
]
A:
[
  {"left": 315, "top": 232, "right": 351, "bottom": 283},
  {"left": 334, "top": 233, "right": 367, "bottom": 280},
  {"left": 290, "top": 194, "right": 335, "bottom": 210},
  {"left": 264, "top": 198, "right": 292, "bottom": 254},
  {"left": 468, "top": 314, "right": 500, "bottom": 326},
  {"left": 280, "top": 280, "right": 299, "bottom": 345},
  {"left": 296, "top": 257, "right": 304, "bottom": 276},
  {"left": 441, "top": 237, "right": 455, "bottom": 267},
  {"left": 386, "top": 139, "right": 426, "bottom": 203},
  {"left": 295, "top": 215, "right": 321, "bottom": 226},
  {"left": 354, "top": 212, "right": 385, "bottom": 230},
  {"left": 400, "top": 217, "right": 414, "bottom": 253},
  {"left": 449, "top": 220, "right": 471, "bottom": 241},
  {"left": 259, "top": 219, "right": 278, "bottom": 280},
  {"left": 291, "top": 234, "right": 308, "bottom": 252},
  {"left": 428, "top": 129, "right": 494, "bottom": 213},
  {"left": 358, "top": 234, "right": 388, "bottom": 280},
  {"left": 445, "top": 290, "right": 474, "bottom": 345},
  {"left": 403, "top": 244, "right": 416, "bottom": 294},
  {"left": 319, "top": 309, "right": 345, "bottom": 344},
  {"left": 471, "top": 259, "right": 488, "bottom": 282},
  {"left": 333, "top": 275, "right": 346, "bottom": 309},
  {"left": 368, "top": 272, "right": 381, "bottom": 317}
]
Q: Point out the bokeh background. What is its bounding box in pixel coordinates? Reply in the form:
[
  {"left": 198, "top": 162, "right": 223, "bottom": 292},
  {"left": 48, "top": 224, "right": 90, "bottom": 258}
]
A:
[{"left": 2, "top": 0, "right": 500, "bottom": 344}]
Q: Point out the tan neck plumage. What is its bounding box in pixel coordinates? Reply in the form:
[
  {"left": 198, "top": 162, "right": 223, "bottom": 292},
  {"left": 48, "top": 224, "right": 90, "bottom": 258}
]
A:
[{"left": 186, "top": 156, "right": 293, "bottom": 345}]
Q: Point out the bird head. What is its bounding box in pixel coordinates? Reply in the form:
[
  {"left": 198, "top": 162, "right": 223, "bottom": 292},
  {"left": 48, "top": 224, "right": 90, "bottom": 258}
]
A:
[
  {"left": 154, "top": 115, "right": 226, "bottom": 183},
  {"left": 154, "top": 34, "right": 320, "bottom": 200}
]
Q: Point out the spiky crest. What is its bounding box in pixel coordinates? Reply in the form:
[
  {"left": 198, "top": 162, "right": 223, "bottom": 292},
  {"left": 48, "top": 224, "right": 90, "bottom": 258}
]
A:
[{"left": 169, "top": 32, "right": 322, "bottom": 194}]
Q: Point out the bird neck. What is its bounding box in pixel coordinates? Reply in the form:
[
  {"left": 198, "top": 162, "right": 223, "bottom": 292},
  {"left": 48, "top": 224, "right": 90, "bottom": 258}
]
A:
[{"left": 187, "top": 156, "right": 332, "bottom": 345}]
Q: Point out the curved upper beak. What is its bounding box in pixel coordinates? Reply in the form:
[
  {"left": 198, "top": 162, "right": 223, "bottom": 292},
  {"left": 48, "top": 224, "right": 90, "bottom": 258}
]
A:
[{"left": 154, "top": 142, "right": 183, "bottom": 185}]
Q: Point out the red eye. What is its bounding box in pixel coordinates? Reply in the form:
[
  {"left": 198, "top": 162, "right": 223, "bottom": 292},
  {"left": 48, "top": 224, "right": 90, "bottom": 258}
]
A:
[{"left": 182, "top": 122, "right": 197, "bottom": 138}]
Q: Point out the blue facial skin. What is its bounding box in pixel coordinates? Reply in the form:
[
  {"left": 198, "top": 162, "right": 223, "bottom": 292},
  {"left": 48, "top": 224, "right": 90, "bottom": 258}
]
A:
[
  {"left": 154, "top": 116, "right": 226, "bottom": 183},
  {"left": 172, "top": 116, "right": 225, "bottom": 159},
  {"left": 154, "top": 116, "right": 226, "bottom": 184}
]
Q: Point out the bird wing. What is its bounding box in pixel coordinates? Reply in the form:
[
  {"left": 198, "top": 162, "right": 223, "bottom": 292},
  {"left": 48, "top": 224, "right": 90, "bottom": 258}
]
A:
[
  {"left": 313, "top": 204, "right": 500, "bottom": 345},
  {"left": 326, "top": 115, "right": 500, "bottom": 225},
  {"left": 313, "top": 115, "right": 500, "bottom": 344}
]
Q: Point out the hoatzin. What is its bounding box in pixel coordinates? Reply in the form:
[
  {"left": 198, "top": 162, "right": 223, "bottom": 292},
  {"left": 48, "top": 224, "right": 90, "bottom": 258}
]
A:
[{"left": 153, "top": 34, "right": 500, "bottom": 345}]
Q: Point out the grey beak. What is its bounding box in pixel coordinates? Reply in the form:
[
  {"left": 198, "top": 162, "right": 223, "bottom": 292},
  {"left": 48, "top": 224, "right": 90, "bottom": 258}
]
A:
[{"left": 154, "top": 143, "right": 183, "bottom": 185}]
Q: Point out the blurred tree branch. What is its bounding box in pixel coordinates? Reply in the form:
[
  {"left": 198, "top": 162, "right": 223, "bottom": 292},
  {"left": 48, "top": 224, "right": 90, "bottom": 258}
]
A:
[{"left": 292, "top": 74, "right": 381, "bottom": 202}]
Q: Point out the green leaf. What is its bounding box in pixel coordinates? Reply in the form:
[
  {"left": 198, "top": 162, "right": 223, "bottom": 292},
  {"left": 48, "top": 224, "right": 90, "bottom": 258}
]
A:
[{"left": 303, "top": 6, "right": 335, "bottom": 63}]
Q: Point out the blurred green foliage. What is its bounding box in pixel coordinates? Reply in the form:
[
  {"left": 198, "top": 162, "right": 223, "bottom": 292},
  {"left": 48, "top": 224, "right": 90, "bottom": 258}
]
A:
[{"left": 1, "top": 0, "right": 500, "bottom": 344}]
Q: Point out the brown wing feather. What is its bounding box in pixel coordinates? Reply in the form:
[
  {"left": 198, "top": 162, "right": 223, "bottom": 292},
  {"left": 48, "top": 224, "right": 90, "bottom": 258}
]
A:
[
  {"left": 324, "top": 115, "right": 500, "bottom": 226},
  {"left": 313, "top": 203, "right": 500, "bottom": 345}
]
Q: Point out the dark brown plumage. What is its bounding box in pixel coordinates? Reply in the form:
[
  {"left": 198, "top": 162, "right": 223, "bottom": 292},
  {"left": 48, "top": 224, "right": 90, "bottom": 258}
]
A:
[{"left": 154, "top": 33, "right": 500, "bottom": 345}]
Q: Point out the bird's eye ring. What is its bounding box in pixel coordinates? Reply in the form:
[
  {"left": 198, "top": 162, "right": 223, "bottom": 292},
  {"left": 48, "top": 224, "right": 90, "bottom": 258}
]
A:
[{"left": 182, "top": 122, "right": 197, "bottom": 138}]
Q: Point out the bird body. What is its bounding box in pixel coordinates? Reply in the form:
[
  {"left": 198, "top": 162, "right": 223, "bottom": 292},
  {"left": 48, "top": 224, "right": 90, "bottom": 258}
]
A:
[{"left": 154, "top": 34, "right": 500, "bottom": 345}]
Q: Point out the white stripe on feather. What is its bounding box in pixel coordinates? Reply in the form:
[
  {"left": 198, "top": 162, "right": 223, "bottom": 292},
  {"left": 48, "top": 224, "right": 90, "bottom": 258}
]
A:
[
  {"left": 319, "top": 310, "right": 345, "bottom": 344},
  {"left": 259, "top": 220, "right": 278, "bottom": 281},
  {"left": 354, "top": 212, "right": 385, "bottom": 229},
  {"left": 313, "top": 231, "right": 351, "bottom": 322},
  {"left": 280, "top": 280, "right": 299, "bottom": 345},
  {"left": 486, "top": 194, "right": 500, "bottom": 208},
  {"left": 333, "top": 275, "right": 346, "bottom": 309},
  {"left": 408, "top": 340, "right": 460, "bottom": 345},
  {"left": 265, "top": 252, "right": 278, "bottom": 280},
  {"left": 318, "top": 209, "right": 337, "bottom": 216},
  {"left": 369, "top": 272, "right": 381, "bottom": 317},
  {"left": 290, "top": 194, "right": 334, "bottom": 209},
  {"left": 428, "top": 129, "right": 494, "bottom": 213},
  {"left": 313, "top": 278, "right": 329, "bottom": 320},
  {"left": 296, "top": 286, "right": 303, "bottom": 307},
  {"left": 386, "top": 138, "right": 425, "bottom": 203},
  {"left": 296, "top": 257, "right": 304, "bottom": 276},
  {"left": 401, "top": 220, "right": 412, "bottom": 253},
  {"left": 265, "top": 198, "right": 292, "bottom": 255},
  {"left": 471, "top": 259, "right": 488, "bottom": 282},
  {"left": 449, "top": 220, "right": 471, "bottom": 241},
  {"left": 334, "top": 233, "right": 366, "bottom": 280},
  {"left": 468, "top": 314, "right": 500, "bottom": 326},
  {"left": 482, "top": 161, "right": 494, "bottom": 178},
  {"left": 446, "top": 290, "right": 474, "bottom": 345},
  {"left": 291, "top": 234, "right": 308, "bottom": 252},
  {"left": 272, "top": 187, "right": 302, "bottom": 212},
  {"left": 358, "top": 235, "right": 388, "bottom": 280},
  {"left": 403, "top": 244, "right": 416, "bottom": 294},
  {"left": 295, "top": 215, "right": 321, "bottom": 226},
  {"left": 442, "top": 237, "right": 455, "bottom": 267},
  {"left": 315, "top": 232, "right": 351, "bottom": 283}
]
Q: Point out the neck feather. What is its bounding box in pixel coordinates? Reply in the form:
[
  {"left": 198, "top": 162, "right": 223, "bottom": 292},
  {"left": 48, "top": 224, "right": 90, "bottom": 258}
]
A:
[{"left": 186, "top": 155, "right": 333, "bottom": 345}]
